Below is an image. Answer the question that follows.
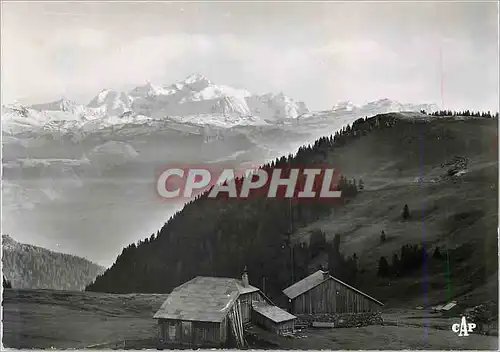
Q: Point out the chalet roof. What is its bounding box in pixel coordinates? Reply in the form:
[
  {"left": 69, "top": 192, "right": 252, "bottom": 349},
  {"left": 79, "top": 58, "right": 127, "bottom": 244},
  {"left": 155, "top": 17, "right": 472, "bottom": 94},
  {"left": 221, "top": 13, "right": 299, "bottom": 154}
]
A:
[
  {"left": 282, "top": 270, "right": 328, "bottom": 299},
  {"left": 432, "top": 301, "right": 457, "bottom": 311},
  {"left": 252, "top": 302, "right": 297, "bottom": 323},
  {"left": 153, "top": 276, "right": 261, "bottom": 323},
  {"left": 282, "top": 270, "right": 383, "bottom": 306},
  {"left": 236, "top": 282, "right": 260, "bottom": 295},
  {"left": 441, "top": 301, "right": 457, "bottom": 311}
]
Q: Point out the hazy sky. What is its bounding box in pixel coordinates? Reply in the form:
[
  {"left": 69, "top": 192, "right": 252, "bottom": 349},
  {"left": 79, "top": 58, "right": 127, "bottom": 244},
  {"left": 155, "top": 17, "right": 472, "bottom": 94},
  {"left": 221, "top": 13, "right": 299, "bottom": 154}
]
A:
[{"left": 1, "top": 1, "right": 498, "bottom": 111}]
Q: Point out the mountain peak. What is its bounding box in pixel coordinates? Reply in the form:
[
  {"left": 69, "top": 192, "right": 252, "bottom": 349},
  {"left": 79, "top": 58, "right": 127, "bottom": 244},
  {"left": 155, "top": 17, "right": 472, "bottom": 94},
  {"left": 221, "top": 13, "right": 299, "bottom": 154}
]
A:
[
  {"left": 29, "top": 97, "right": 78, "bottom": 112},
  {"left": 87, "top": 89, "right": 132, "bottom": 116},
  {"left": 129, "top": 82, "right": 164, "bottom": 97},
  {"left": 166, "top": 73, "right": 213, "bottom": 94},
  {"left": 182, "top": 73, "right": 211, "bottom": 85}
]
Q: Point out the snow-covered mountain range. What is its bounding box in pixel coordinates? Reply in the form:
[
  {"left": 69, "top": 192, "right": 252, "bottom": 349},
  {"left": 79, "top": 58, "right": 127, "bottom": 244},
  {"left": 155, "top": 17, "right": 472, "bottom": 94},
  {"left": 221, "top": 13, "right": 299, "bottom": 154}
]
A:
[
  {"left": 330, "top": 98, "right": 438, "bottom": 115},
  {"left": 2, "top": 74, "right": 438, "bottom": 134},
  {"left": 2, "top": 74, "right": 311, "bottom": 132}
]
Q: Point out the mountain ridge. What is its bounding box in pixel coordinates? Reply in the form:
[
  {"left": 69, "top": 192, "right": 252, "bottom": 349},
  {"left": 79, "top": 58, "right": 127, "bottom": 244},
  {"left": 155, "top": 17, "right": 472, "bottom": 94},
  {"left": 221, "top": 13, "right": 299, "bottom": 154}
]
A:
[
  {"left": 19, "top": 74, "right": 308, "bottom": 121},
  {"left": 2, "top": 234, "right": 106, "bottom": 291},
  {"left": 2, "top": 74, "right": 439, "bottom": 132},
  {"left": 331, "top": 98, "right": 439, "bottom": 115}
]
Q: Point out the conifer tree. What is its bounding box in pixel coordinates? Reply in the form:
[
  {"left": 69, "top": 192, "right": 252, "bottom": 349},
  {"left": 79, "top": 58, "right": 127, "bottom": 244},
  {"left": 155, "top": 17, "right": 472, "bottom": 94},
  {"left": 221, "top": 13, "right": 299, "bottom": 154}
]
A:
[
  {"left": 402, "top": 204, "right": 411, "bottom": 220},
  {"left": 377, "top": 257, "right": 390, "bottom": 277},
  {"left": 391, "top": 253, "right": 400, "bottom": 277},
  {"left": 433, "top": 246, "right": 443, "bottom": 260},
  {"left": 380, "top": 230, "right": 387, "bottom": 243}
]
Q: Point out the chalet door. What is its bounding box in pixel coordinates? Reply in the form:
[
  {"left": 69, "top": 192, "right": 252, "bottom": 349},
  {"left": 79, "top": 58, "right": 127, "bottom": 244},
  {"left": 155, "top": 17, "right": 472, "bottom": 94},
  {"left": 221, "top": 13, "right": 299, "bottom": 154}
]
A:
[
  {"left": 181, "top": 321, "right": 192, "bottom": 344},
  {"left": 168, "top": 323, "right": 177, "bottom": 342}
]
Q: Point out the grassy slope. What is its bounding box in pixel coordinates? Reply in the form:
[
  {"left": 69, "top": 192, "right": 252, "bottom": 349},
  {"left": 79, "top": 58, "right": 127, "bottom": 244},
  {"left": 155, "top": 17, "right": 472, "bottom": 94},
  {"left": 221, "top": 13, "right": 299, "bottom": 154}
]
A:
[
  {"left": 293, "top": 116, "right": 498, "bottom": 308},
  {"left": 1, "top": 289, "right": 167, "bottom": 349}
]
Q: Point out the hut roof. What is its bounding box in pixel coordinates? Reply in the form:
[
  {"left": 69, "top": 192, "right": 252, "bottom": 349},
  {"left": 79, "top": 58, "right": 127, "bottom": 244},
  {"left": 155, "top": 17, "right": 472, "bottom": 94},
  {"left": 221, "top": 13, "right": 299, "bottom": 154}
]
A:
[
  {"left": 433, "top": 301, "right": 457, "bottom": 311},
  {"left": 282, "top": 270, "right": 383, "bottom": 306},
  {"left": 153, "top": 276, "right": 260, "bottom": 322},
  {"left": 442, "top": 301, "right": 457, "bottom": 311},
  {"left": 252, "top": 302, "right": 297, "bottom": 323}
]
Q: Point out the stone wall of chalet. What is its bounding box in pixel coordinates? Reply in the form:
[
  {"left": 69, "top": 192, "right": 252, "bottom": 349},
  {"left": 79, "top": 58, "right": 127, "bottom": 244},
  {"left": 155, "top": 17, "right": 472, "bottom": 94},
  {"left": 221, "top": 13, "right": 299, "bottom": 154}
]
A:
[{"left": 295, "top": 311, "right": 383, "bottom": 328}]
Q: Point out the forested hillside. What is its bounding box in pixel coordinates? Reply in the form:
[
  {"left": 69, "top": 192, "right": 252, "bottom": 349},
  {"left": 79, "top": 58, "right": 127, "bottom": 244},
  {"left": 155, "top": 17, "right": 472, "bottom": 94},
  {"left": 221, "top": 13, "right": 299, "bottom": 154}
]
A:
[
  {"left": 86, "top": 112, "right": 498, "bottom": 307},
  {"left": 86, "top": 114, "right": 377, "bottom": 298},
  {"left": 84, "top": 115, "right": 387, "bottom": 296},
  {"left": 2, "top": 235, "right": 105, "bottom": 290}
]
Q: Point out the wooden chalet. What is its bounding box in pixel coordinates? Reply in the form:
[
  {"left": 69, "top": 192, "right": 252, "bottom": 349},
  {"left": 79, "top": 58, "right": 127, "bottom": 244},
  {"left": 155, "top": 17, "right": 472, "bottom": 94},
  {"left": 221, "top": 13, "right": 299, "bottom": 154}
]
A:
[
  {"left": 154, "top": 270, "right": 296, "bottom": 348},
  {"left": 283, "top": 270, "right": 384, "bottom": 315}
]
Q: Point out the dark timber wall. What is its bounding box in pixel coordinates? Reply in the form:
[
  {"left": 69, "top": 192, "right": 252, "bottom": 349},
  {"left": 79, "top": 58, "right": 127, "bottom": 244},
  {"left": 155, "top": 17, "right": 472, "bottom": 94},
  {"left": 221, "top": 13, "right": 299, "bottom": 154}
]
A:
[
  {"left": 158, "top": 319, "right": 226, "bottom": 347},
  {"left": 291, "top": 278, "right": 382, "bottom": 314}
]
